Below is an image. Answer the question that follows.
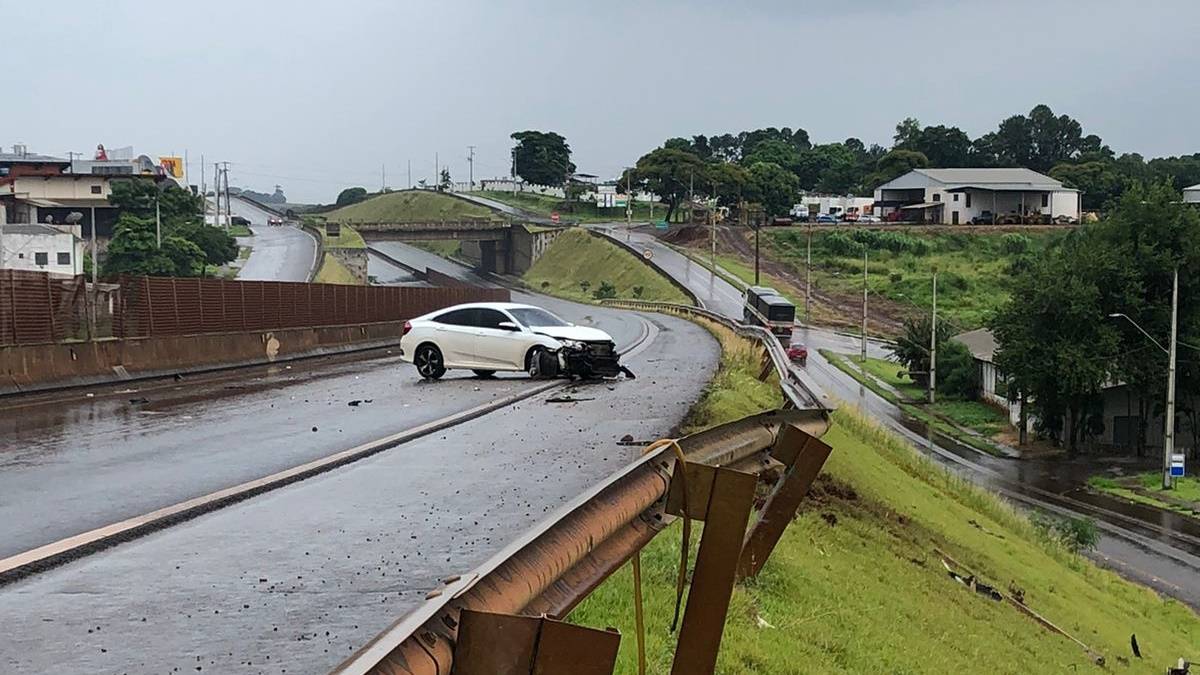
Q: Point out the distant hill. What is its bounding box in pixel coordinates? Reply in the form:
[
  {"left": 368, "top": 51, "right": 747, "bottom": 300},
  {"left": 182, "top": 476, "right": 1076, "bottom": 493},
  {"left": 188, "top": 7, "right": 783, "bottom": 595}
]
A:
[
  {"left": 325, "top": 190, "right": 497, "bottom": 222},
  {"left": 233, "top": 186, "right": 287, "bottom": 204}
]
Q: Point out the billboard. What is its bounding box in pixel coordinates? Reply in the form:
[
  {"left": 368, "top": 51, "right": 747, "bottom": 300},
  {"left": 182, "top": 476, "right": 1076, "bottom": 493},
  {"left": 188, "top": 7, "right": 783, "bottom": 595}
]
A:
[{"left": 159, "top": 156, "right": 184, "bottom": 178}]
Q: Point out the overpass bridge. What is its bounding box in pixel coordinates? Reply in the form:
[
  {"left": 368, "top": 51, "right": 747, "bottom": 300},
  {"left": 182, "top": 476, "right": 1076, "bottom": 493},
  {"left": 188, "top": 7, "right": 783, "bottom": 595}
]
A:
[{"left": 334, "top": 219, "right": 556, "bottom": 275}]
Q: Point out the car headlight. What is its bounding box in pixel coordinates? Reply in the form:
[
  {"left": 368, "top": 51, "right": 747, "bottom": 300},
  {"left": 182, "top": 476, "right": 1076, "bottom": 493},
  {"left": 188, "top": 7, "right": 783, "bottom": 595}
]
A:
[{"left": 560, "top": 339, "right": 585, "bottom": 350}]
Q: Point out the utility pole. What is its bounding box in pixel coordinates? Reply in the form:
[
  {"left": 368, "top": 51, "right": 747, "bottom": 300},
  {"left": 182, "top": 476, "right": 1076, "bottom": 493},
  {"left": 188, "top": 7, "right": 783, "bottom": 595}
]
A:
[
  {"left": 407, "top": 160, "right": 412, "bottom": 189},
  {"left": 754, "top": 213, "right": 761, "bottom": 285},
  {"left": 1164, "top": 267, "right": 1179, "bottom": 489},
  {"left": 688, "top": 169, "right": 694, "bottom": 225},
  {"left": 381, "top": 163, "right": 386, "bottom": 192},
  {"left": 222, "top": 162, "right": 231, "bottom": 229},
  {"left": 200, "top": 154, "right": 206, "bottom": 215},
  {"left": 89, "top": 206, "right": 98, "bottom": 339},
  {"left": 213, "top": 163, "right": 222, "bottom": 228},
  {"left": 861, "top": 247, "right": 868, "bottom": 362},
  {"left": 155, "top": 194, "right": 162, "bottom": 248},
  {"left": 467, "top": 145, "right": 475, "bottom": 190},
  {"left": 805, "top": 223, "right": 812, "bottom": 324},
  {"left": 626, "top": 169, "right": 632, "bottom": 229},
  {"left": 435, "top": 152, "right": 439, "bottom": 191},
  {"left": 929, "top": 267, "right": 938, "bottom": 404},
  {"left": 710, "top": 180, "right": 717, "bottom": 285}
]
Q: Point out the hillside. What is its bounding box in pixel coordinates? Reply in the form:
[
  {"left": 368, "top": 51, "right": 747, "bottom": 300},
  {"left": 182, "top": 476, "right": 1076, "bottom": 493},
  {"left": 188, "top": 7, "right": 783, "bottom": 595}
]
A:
[
  {"left": 325, "top": 190, "right": 496, "bottom": 222},
  {"left": 524, "top": 228, "right": 690, "bottom": 304}
]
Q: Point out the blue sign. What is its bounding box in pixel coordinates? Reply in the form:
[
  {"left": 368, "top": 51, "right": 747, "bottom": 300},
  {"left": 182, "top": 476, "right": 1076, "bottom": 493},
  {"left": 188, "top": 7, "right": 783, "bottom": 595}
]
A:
[{"left": 1171, "top": 465, "right": 1185, "bottom": 477}]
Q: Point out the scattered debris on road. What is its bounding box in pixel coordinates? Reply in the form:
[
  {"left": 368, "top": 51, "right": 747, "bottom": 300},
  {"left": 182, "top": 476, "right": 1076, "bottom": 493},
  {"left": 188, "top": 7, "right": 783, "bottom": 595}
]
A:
[
  {"left": 545, "top": 395, "right": 595, "bottom": 404},
  {"left": 347, "top": 399, "right": 374, "bottom": 407}
]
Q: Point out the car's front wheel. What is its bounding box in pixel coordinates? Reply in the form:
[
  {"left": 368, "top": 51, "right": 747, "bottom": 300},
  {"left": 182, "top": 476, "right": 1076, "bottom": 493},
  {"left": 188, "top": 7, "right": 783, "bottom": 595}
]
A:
[
  {"left": 527, "top": 347, "right": 558, "bottom": 379},
  {"left": 414, "top": 344, "right": 446, "bottom": 380}
]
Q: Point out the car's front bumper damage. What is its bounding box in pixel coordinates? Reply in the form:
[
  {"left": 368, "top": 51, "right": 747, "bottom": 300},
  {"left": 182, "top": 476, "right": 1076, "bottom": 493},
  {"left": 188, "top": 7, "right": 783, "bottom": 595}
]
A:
[{"left": 558, "top": 340, "right": 626, "bottom": 379}]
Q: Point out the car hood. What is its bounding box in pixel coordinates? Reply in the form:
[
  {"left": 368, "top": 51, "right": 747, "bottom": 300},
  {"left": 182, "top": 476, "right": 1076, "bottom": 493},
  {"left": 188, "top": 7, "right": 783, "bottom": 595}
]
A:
[{"left": 530, "top": 325, "right": 614, "bottom": 343}]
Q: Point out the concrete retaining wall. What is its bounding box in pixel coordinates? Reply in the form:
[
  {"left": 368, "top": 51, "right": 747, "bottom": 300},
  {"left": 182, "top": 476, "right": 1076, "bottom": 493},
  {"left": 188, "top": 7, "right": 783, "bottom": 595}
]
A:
[
  {"left": 328, "top": 247, "right": 369, "bottom": 284},
  {"left": 0, "top": 321, "right": 405, "bottom": 396}
]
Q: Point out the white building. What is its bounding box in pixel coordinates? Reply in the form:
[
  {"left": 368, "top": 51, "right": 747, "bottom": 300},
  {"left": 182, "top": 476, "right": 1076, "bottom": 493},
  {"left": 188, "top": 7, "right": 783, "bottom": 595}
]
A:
[
  {"left": 1184, "top": 183, "right": 1200, "bottom": 204},
  {"left": 874, "top": 168, "right": 1080, "bottom": 225},
  {"left": 791, "top": 195, "right": 875, "bottom": 218},
  {"left": 0, "top": 223, "right": 85, "bottom": 276}
]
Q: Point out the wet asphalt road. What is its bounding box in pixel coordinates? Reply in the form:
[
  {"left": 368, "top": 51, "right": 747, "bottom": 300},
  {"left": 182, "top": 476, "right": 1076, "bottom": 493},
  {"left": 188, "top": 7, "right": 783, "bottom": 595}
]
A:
[
  {"left": 230, "top": 197, "right": 318, "bottom": 281},
  {"left": 0, "top": 292, "right": 648, "bottom": 559},
  {"left": 0, "top": 308, "right": 716, "bottom": 674}
]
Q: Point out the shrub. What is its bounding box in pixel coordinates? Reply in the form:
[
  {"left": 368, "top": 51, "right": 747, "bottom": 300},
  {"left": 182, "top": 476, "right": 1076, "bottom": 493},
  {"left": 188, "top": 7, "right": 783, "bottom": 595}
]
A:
[
  {"left": 940, "top": 271, "right": 970, "bottom": 291},
  {"left": 632, "top": 285, "right": 645, "bottom": 299},
  {"left": 821, "top": 231, "right": 863, "bottom": 256},
  {"left": 579, "top": 280, "right": 591, "bottom": 294},
  {"left": 592, "top": 280, "right": 617, "bottom": 300},
  {"left": 1032, "top": 513, "right": 1099, "bottom": 553},
  {"left": 1000, "top": 232, "right": 1032, "bottom": 255},
  {"left": 938, "top": 340, "right": 979, "bottom": 400},
  {"left": 889, "top": 272, "right": 904, "bottom": 284}
]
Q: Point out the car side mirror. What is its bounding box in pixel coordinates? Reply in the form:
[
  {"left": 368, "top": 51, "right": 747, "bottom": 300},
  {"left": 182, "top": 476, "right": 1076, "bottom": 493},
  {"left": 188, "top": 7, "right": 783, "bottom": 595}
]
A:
[{"left": 497, "top": 321, "right": 520, "bottom": 331}]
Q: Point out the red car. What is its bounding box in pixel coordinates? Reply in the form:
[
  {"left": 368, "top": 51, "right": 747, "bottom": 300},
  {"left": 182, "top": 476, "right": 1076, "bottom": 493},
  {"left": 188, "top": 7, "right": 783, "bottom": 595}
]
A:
[{"left": 787, "top": 345, "right": 808, "bottom": 367}]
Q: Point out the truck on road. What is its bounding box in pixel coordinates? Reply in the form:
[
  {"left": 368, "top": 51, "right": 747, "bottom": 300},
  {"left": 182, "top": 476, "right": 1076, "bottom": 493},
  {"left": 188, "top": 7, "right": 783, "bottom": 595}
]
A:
[{"left": 743, "top": 286, "right": 795, "bottom": 346}]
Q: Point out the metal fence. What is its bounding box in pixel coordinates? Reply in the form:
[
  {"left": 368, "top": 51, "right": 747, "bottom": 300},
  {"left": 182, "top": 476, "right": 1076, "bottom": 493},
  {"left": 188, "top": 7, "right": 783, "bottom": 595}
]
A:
[
  {"left": 1, "top": 271, "right": 508, "bottom": 344},
  {"left": 113, "top": 276, "right": 509, "bottom": 338},
  {"left": 0, "top": 270, "right": 90, "bottom": 346}
]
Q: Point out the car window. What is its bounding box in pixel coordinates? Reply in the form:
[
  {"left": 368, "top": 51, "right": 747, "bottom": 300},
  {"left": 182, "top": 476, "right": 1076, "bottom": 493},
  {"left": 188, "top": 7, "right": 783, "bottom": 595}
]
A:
[
  {"left": 433, "top": 308, "right": 476, "bottom": 326},
  {"left": 475, "top": 309, "right": 510, "bottom": 329},
  {"left": 508, "top": 307, "right": 568, "bottom": 327}
]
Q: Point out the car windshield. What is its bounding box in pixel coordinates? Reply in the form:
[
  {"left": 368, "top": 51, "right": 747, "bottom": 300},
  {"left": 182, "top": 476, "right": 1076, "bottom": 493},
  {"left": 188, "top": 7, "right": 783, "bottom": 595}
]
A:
[{"left": 508, "top": 307, "right": 569, "bottom": 327}]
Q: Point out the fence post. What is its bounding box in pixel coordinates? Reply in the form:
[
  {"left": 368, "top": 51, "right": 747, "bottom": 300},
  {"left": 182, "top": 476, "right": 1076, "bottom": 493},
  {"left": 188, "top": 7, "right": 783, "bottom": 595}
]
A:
[{"left": 144, "top": 277, "right": 155, "bottom": 337}]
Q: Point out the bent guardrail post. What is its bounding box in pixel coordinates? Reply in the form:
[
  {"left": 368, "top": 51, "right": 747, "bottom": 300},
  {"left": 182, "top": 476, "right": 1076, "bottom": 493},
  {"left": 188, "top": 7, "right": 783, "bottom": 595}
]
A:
[
  {"left": 665, "top": 464, "right": 758, "bottom": 675},
  {"left": 453, "top": 609, "right": 620, "bottom": 675},
  {"left": 738, "top": 424, "right": 833, "bottom": 580}
]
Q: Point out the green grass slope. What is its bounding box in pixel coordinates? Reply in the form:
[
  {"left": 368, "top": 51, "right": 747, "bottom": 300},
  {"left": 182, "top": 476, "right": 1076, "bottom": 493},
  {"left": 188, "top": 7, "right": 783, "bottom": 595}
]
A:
[
  {"left": 326, "top": 190, "right": 496, "bottom": 222},
  {"left": 523, "top": 228, "right": 690, "bottom": 304},
  {"left": 570, "top": 322, "right": 1198, "bottom": 673}
]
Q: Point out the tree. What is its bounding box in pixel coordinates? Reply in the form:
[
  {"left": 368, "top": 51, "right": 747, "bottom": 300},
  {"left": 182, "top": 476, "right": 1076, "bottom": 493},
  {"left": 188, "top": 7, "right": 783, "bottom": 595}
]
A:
[
  {"left": 103, "top": 215, "right": 206, "bottom": 277},
  {"left": 511, "top": 130, "right": 575, "bottom": 186},
  {"left": 706, "top": 161, "right": 750, "bottom": 207},
  {"left": 106, "top": 178, "right": 236, "bottom": 273},
  {"left": 439, "top": 168, "right": 452, "bottom": 192},
  {"left": 740, "top": 139, "right": 801, "bottom": 171},
  {"left": 1049, "top": 162, "right": 1125, "bottom": 210},
  {"left": 335, "top": 187, "right": 368, "bottom": 207},
  {"left": 972, "top": 104, "right": 1094, "bottom": 172},
  {"left": 893, "top": 117, "right": 922, "bottom": 149},
  {"left": 621, "top": 147, "right": 707, "bottom": 224},
  {"left": 870, "top": 149, "right": 929, "bottom": 187},
  {"left": 746, "top": 162, "right": 798, "bottom": 217},
  {"left": 915, "top": 125, "right": 973, "bottom": 167}
]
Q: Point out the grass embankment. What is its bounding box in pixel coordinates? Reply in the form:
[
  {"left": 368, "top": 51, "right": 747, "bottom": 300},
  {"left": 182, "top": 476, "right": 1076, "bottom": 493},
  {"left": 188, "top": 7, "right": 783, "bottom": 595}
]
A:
[
  {"left": 571, "top": 324, "right": 1199, "bottom": 672},
  {"left": 320, "top": 224, "right": 366, "bottom": 249},
  {"left": 523, "top": 228, "right": 690, "bottom": 304},
  {"left": 1088, "top": 473, "right": 1200, "bottom": 519},
  {"left": 314, "top": 254, "right": 356, "bottom": 285},
  {"left": 410, "top": 241, "right": 462, "bottom": 258},
  {"left": 228, "top": 224, "right": 253, "bottom": 237},
  {"left": 326, "top": 190, "right": 497, "bottom": 222},
  {"left": 820, "top": 349, "right": 1010, "bottom": 456},
  {"left": 473, "top": 191, "right": 661, "bottom": 223}
]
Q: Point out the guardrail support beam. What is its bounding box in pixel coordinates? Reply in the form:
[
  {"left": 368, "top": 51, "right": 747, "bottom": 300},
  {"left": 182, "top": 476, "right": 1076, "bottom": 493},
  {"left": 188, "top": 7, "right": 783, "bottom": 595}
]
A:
[
  {"left": 669, "top": 465, "right": 758, "bottom": 675},
  {"left": 738, "top": 424, "right": 832, "bottom": 579},
  {"left": 453, "top": 609, "right": 620, "bottom": 675}
]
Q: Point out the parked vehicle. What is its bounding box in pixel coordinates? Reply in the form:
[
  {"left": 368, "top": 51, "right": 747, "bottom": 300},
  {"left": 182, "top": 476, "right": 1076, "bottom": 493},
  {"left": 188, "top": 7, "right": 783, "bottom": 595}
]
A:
[
  {"left": 886, "top": 210, "right": 907, "bottom": 222},
  {"left": 787, "top": 344, "right": 808, "bottom": 367},
  {"left": 743, "top": 286, "right": 795, "bottom": 346},
  {"left": 858, "top": 214, "right": 882, "bottom": 224},
  {"left": 970, "top": 211, "right": 996, "bottom": 225},
  {"left": 815, "top": 214, "right": 838, "bottom": 224},
  {"left": 230, "top": 215, "right": 251, "bottom": 227},
  {"left": 841, "top": 212, "right": 860, "bottom": 222},
  {"left": 770, "top": 216, "right": 794, "bottom": 226},
  {"left": 400, "top": 302, "right": 624, "bottom": 380}
]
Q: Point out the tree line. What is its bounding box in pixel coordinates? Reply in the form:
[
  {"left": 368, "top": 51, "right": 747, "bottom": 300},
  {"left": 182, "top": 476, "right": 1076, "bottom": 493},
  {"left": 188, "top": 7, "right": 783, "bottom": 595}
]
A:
[{"left": 502, "top": 105, "right": 1198, "bottom": 222}]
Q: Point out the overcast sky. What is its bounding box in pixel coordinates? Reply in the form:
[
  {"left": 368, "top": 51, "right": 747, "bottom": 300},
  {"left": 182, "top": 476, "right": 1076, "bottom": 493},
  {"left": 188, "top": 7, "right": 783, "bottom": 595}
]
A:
[{"left": 4, "top": 0, "right": 1197, "bottom": 202}]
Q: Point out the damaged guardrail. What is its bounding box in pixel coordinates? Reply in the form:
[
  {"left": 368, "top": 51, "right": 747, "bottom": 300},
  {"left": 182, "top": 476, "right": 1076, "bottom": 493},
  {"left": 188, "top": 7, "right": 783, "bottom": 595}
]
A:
[
  {"left": 334, "top": 407, "right": 832, "bottom": 675},
  {"left": 600, "top": 298, "right": 833, "bottom": 412}
]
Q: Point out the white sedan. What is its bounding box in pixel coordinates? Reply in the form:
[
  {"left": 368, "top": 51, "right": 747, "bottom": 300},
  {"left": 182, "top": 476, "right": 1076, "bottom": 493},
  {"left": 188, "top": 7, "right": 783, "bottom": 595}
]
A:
[{"left": 400, "top": 302, "right": 624, "bottom": 380}]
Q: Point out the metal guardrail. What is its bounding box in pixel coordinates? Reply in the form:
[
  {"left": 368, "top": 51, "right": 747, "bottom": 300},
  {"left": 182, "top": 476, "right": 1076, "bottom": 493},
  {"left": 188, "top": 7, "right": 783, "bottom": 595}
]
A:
[
  {"left": 333, "top": 409, "right": 831, "bottom": 675},
  {"left": 601, "top": 299, "right": 834, "bottom": 411}
]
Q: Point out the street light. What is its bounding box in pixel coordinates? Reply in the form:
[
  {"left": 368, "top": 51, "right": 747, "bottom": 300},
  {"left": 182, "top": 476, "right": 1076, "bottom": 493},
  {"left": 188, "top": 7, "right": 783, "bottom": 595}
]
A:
[{"left": 1107, "top": 268, "right": 1180, "bottom": 489}]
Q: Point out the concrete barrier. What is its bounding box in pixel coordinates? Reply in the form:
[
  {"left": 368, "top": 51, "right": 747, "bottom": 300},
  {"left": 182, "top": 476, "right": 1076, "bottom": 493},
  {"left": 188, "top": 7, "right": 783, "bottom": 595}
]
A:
[{"left": 0, "top": 321, "right": 406, "bottom": 396}]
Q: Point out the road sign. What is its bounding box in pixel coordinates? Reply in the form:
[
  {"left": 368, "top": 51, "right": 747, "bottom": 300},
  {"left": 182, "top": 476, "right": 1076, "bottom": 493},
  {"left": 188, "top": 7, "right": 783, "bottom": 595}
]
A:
[
  {"left": 551, "top": 212, "right": 560, "bottom": 223},
  {"left": 1170, "top": 453, "right": 1186, "bottom": 477},
  {"left": 642, "top": 249, "right": 653, "bottom": 260}
]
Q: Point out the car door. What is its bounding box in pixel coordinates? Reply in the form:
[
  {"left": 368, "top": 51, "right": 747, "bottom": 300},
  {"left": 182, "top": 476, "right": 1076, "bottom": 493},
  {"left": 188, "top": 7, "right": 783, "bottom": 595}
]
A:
[
  {"left": 471, "top": 308, "right": 530, "bottom": 369},
  {"left": 430, "top": 308, "right": 479, "bottom": 367}
]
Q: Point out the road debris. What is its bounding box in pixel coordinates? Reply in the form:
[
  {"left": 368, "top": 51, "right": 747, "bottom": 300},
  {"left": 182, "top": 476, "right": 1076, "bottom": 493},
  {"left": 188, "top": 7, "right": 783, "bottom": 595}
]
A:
[
  {"left": 545, "top": 395, "right": 595, "bottom": 404},
  {"left": 128, "top": 397, "right": 150, "bottom": 405},
  {"left": 347, "top": 399, "right": 374, "bottom": 407}
]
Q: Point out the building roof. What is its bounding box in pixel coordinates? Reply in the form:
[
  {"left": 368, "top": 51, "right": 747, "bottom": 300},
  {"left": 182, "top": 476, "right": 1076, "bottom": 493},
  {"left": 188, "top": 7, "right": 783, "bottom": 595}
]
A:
[
  {"left": 879, "top": 168, "right": 1070, "bottom": 193},
  {"left": 0, "top": 223, "right": 72, "bottom": 236},
  {"left": 1185, "top": 183, "right": 1200, "bottom": 191},
  {"left": 0, "top": 151, "right": 69, "bottom": 165},
  {"left": 953, "top": 328, "right": 998, "bottom": 363}
]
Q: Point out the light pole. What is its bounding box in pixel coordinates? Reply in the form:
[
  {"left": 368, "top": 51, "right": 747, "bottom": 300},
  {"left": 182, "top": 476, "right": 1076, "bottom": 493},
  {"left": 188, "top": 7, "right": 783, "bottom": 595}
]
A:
[
  {"left": 1108, "top": 267, "right": 1180, "bottom": 489},
  {"left": 930, "top": 266, "right": 938, "bottom": 404},
  {"left": 861, "top": 247, "right": 868, "bottom": 362}
]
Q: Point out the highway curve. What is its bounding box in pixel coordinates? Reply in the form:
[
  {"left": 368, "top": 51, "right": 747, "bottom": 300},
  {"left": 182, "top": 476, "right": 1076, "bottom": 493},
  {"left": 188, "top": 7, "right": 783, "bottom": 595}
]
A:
[{"left": 0, "top": 280, "right": 718, "bottom": 674}]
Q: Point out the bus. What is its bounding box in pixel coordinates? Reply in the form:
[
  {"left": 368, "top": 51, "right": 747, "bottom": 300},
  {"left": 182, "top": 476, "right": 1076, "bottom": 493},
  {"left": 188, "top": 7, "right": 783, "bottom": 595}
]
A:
[{"left": 743, "top": 286, "right": 795, "bottom": 345}]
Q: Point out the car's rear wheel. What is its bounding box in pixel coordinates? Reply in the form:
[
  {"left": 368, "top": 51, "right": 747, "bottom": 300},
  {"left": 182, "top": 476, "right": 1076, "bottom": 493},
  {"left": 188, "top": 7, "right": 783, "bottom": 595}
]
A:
[
  {"left": 527, "top": 347, "right": 558, "bottom": 379},
  {"left": 472, "top": 369, "right": 496, "bottom": 378},
  {"left": 414, "top": 344, "right": 446, "bottom": 380}
]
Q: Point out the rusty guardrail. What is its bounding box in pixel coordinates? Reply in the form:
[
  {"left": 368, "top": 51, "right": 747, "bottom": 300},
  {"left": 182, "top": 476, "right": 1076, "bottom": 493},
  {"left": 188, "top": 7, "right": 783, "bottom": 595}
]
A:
[
  {"left": 333, "top": 409, "right": 831, "bottom": 675},
  {"left": 600, "top": 299, "right": 834, "bottom": 412}
]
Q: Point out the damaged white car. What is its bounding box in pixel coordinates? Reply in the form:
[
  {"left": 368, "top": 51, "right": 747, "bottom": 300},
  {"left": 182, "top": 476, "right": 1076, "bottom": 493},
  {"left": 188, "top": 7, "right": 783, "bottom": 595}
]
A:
[{"left": 399, "top": 302, "right": 628, "bottom": 380}]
